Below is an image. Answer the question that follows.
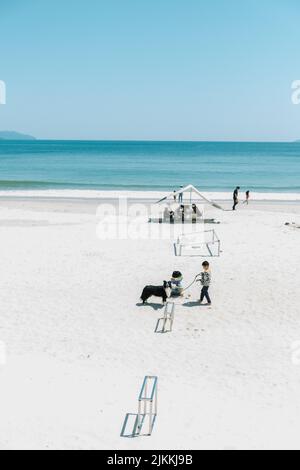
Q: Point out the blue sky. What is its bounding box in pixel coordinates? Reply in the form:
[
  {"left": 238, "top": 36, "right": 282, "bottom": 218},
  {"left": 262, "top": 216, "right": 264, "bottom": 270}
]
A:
[{"left": 0, "top": 0, "right": 299, "bottom": 140}]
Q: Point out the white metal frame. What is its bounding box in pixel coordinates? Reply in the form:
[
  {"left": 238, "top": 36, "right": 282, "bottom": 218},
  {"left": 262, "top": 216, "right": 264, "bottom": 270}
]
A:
[
  {"left": 175, "top": 229, "right": 221, "bottom": 257},
  {"left": 121, "top": 376, "right": 158, "bottom": 438},
  {"left": 136, "top": 376, "right": 158, "bottom": 436},
  {"left": 163, "top": 302, "right": 175, "bottom": 332},
  {"left": 155, "top": 302, "right": 176, "bottom": 334}
]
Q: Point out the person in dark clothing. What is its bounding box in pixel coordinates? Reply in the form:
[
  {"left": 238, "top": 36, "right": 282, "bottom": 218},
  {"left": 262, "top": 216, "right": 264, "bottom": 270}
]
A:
[
  {"left": 243, "top": 190, "right": 250, "bottom": 205},
  {"left": 197, "top": 261, "right": 212, "bottom": 305},
  {"left": 180, "top": 205, "right": 185, "bottom": 223},
  {"left": 233, "top": 186, "right": 240, "bottom": 211}
]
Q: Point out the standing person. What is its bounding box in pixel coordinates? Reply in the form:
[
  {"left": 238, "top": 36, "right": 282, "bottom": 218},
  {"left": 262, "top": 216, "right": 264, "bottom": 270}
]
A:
[
  {"left": 243, "top": 190, "right": 250, "bottom": 205},
  {"left": 233, "top": 186, "right": 240, "bottom": 211},
  {"left": 169, "top": 209, "right": 175, "bottom": 224},
  {"left": 192, "top": 203, "right": 197, "bottom": 224},
  {"left": 173, "top": 190, "right": 177, "bottom": 202},
  {"left": 178, "top": 186, "right": 184, "bottom": 204},
  {"left": 197, "top": 261, "right": 212, "bottom": 306},
  {"left": 180, "top": 205, "right": 185, "bottom": 223}
]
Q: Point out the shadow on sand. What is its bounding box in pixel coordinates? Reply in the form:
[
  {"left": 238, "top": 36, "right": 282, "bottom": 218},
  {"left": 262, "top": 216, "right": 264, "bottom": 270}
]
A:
[
  {"left": 182, "top": 301, "right": 201, "bottom": 308},
  {"left": 136, "top": 302, "right": 164, "bottom": 311}
]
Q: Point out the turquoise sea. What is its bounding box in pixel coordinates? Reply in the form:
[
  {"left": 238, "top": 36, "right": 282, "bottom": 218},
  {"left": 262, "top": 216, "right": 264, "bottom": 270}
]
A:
[{"left": 0, "top": 140, "right": 299, "bottom": 193}]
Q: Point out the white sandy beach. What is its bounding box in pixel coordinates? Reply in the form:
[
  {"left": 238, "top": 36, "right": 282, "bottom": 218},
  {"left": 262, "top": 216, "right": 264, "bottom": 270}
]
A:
[
  {"left": 1, "top": 189, "right": 300, "bottom": 201},
  {"left": 0, "top": 194, "right": 299, "bottom": 450}
]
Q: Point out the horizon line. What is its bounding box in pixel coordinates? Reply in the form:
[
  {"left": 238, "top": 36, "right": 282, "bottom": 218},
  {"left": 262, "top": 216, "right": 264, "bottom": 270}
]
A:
[{"left": 0, "top": 138, "right": 299, "bottom": 144}]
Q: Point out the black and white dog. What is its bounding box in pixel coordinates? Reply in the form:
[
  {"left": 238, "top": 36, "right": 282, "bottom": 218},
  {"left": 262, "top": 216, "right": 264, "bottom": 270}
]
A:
[{"left": 141, "top": 281, "right": 172, "bottom": 304}]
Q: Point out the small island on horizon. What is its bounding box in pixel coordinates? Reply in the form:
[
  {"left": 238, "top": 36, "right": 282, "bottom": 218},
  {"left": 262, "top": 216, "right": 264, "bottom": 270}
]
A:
[{"left": 0, "top": 131, "right": 36, "bottom": 141}]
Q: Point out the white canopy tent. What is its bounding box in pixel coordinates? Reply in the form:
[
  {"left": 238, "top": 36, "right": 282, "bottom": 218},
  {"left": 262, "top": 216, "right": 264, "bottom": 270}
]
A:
[
  {"left": 148, "top": 185, "right": 223, "bottom": 224},
  {"left": 156, "top": 184, "right": 224, "bottom": 211}
]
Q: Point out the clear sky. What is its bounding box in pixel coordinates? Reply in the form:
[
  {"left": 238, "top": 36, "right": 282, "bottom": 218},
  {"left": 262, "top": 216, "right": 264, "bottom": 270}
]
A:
[{"left": 0, "top": 0, "right": 299, "bottom": 141}]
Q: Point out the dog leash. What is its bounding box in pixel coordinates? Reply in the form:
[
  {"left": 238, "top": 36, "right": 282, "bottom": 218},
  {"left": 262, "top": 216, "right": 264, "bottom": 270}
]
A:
[{"left": 181, "top": 274, "right": 201, "bottom": 293}]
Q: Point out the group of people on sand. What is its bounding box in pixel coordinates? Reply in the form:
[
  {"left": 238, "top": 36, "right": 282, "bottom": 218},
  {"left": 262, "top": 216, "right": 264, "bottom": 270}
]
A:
[
  {"left": 173, "top": 186, "right": 182, "bottom": 201},
  {"left": 233, "top": 186, "right": 250, "bottom": 211},
  {"left": 170, "top": 262, "right": 212, "bottom": 306},
  {"left": 167, "top": 185, "right": 252, "bottom": 306},
  {"left": 173, "top": 184, "right": 250, "bottom": 212},
  {"left": 157, "top": 185, "right": 251, "bottom": 307},
  {"left": 164, "top": 185, "right": 250, "bottom": 306},
  {"left": 165, "top": 201, "right": 201, "bottom": 224}
]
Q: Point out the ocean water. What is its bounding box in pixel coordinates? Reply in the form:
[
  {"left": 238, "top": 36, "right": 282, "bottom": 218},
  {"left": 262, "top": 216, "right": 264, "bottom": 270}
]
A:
[{"left": 0, "top": 140, "right": 299, "bottom": 193}]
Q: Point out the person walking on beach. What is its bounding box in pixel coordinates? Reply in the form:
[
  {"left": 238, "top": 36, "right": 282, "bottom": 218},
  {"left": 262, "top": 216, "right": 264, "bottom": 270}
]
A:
[
  {"left": 198, "top": 261, "right": 212, "bottom": 306},
  {"left": 243, "top": 190, "right": 250, "bottom": 205},
  {"left": 233, "top": 186, "right": 240, "bottom": 211}
]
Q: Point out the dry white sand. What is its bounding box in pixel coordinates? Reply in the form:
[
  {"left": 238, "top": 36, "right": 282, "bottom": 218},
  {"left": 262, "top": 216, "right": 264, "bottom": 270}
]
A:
[{"left": 0, "top": 196, "right": 299, "bottom": 450}]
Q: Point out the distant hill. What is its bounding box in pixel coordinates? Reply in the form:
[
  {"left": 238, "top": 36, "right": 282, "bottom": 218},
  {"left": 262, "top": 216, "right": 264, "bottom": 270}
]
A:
[{"left": 0, "top": 131, "right": 36, "bottom": 141}]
